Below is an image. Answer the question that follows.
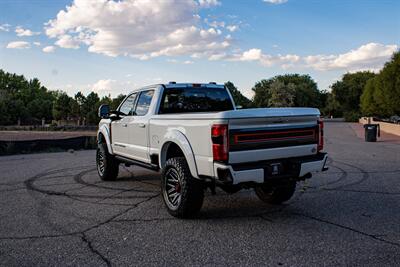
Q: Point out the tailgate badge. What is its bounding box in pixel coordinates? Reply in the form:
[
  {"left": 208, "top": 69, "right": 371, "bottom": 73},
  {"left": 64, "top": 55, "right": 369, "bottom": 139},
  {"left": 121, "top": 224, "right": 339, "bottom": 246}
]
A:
[{"left": 272, "top": 117, "right": 289, "bottom": 124}]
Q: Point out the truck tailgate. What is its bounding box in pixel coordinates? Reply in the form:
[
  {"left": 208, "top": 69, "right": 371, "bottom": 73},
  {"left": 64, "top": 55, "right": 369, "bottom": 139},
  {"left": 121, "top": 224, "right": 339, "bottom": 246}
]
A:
[{"left": 228, "top": 115, "right": 319, "bottom": 164}]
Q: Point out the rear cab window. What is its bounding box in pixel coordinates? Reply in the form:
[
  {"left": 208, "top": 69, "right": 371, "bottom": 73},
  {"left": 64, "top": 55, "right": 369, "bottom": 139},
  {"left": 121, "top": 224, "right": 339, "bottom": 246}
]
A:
[{"left": 159, "top": 87, "right": 234, "bottom": 114}]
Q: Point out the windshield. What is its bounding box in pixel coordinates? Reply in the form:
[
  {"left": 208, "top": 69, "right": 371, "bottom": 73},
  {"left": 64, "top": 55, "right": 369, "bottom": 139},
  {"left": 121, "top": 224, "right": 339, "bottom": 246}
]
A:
[{"left": 159, "top": 87, "right": 234, "bottom": 114}]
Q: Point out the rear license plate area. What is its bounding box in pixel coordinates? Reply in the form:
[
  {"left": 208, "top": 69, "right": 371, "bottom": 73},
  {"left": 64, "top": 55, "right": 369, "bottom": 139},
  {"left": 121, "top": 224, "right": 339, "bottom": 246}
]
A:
[
  {"left": 264, "top": 161, "right": 300, "bottom": 180},
  {"left": 265, "top": 162, "right": 283, "bottom": 176}
]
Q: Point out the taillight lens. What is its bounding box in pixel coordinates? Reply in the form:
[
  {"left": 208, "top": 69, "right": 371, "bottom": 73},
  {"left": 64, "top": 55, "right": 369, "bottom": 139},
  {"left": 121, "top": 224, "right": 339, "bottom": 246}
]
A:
[
  {"left": 318, "top": 120, "right": 324, "bottom": 151},
  {"left": 211, "top": 124, "right": 229, "bottom": 162}
]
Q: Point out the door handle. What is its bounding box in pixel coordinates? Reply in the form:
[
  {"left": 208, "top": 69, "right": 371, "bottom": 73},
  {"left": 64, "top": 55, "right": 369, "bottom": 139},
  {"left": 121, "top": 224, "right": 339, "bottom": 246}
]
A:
[
  {"left": 138, "top": 123, "right": 146, "bottom": 128},
  {"left": 122, "top": 124, "right": 128, "bottom": 127}
]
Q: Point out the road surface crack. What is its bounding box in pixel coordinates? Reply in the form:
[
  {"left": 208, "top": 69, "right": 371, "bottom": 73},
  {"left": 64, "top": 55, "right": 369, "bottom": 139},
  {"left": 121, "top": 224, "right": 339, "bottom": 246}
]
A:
[
  {"left": 293, "top": 212, "right": 400, "bottom": 248},
  {"left": 81, "top": 233, "right": 111, "bottom": 267}
]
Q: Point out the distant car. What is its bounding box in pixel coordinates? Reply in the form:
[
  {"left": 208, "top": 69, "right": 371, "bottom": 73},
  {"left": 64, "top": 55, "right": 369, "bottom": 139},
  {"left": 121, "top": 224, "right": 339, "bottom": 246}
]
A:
[{"left": 390, "top": 115, "right": 400, "bottom": 124}]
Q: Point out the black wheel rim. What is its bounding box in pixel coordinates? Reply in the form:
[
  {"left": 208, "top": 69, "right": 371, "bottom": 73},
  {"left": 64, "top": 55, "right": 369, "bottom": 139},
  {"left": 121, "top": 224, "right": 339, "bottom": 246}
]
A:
[
  {"left": 96, "top": 149, "right": 105, "bottom": 176},
  {"left": 164, "top": 168, "right": 182, "bottom": 209}
]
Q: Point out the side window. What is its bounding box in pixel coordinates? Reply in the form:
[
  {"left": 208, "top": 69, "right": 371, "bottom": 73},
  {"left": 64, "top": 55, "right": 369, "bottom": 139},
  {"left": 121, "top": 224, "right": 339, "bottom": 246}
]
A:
[
  {"left": 135, "top": 90, "right": 154, "bottom": 116},
  {"left": 118, "top": 93, "right": 137, "bottom": 116}
]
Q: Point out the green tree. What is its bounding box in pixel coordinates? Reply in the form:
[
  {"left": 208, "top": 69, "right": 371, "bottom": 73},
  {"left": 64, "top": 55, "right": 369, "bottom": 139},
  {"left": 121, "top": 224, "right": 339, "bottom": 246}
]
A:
[
  {"left": 111, "top": 94, "right": 126, "bottom": 110},
  {"left": 52, "top": 91, "right": 73, "bottom": 120},
  {"left": 100, "top": 95, "right": 113, "bottom": 106},
  {"left": 0, "top": 69, "right": 55, "bottom": 125},
  {"left": 252, "top": 79, "right": 273, "bottom": 107},
  {"left": 330, "top": 71, "right": 376, "bottom": 116},
  {"left": 360, "top": 79, "right": 379, "bottom": 116},
  {"left": 268, "top": 80, "right": 295, "bottom": 107},
  {"left": 360, "top": 52, "right": 400, "bottom": 117},
  {"left": 252, "top": 74, "right": 321, "bottom": 108},
  {"left": 84, "top": 92, "right": 101, "bottom": 124},
  {"left": 224, "top": 81, "right": 253, "bottom": 108},
  {"left": 71, "top": 91, "right": 86, "bottom": 120},
  {"left": 322, "top": 92, "right": 341, "bottom": 117},
  {"left": 376, "top": 51, "right": 400, "bottom": 116}
]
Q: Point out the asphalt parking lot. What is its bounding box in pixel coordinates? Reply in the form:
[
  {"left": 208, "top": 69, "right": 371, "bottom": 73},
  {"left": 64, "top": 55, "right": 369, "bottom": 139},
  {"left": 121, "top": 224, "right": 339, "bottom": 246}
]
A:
[{"left": 0, "top": 122, "right": 399, "bottom": 266}]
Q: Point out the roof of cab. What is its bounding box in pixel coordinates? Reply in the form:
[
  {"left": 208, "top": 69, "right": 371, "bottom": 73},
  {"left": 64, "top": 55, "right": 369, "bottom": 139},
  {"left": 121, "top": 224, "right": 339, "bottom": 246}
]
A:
[
  {"left": 128, "top": 82, "right": 225, "bottom": 94},
  {"left": 163, "top": 82, "right": 224, "bottom": 89}
]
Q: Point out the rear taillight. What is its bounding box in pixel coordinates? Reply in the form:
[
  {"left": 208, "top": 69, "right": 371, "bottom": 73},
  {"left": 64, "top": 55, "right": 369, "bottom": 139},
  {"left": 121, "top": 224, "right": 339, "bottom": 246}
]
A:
[
  {"left": 211, "top": 124, "right": 229, "bottom": 162},
  {"left": 318, "top": 120, "right": 324, "bottom": 152}
]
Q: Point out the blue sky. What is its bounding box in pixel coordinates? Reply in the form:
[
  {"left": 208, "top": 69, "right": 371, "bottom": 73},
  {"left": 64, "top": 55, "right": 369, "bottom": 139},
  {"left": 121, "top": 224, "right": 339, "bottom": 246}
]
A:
[{"left": 0, "top": 0, "right": 399, "bottom": 98}]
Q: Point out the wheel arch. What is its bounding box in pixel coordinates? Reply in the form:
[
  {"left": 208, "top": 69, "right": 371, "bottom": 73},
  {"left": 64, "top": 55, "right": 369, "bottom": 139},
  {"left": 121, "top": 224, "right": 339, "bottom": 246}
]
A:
[
  {"left": 97, "top": 124, "right": 113, "bottom": 154},
  {"left": 160, "top": 130, "right": 199, "bottom": 178}
]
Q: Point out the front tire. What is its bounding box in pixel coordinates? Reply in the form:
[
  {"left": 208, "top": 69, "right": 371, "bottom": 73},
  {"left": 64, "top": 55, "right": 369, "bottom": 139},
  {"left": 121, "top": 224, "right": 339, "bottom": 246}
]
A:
[
  {"left": 96, "top": 143, "right": 119, "bottom": 181},
  {"left": 161, "top": 157, "right": 204, "bottom": 218},
  {"left": 254, "top": 182, "right": 296, "bottom": 204}
]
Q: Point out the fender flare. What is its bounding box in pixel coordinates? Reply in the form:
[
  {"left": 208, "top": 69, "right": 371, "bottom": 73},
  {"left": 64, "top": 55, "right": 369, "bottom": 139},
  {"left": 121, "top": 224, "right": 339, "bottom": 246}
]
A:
[
  {"left": 97, "top": 124, "right": 113, "bottom": 154},
  {"left": 160, "top": 129, "right": 199, "bottom": 178}
]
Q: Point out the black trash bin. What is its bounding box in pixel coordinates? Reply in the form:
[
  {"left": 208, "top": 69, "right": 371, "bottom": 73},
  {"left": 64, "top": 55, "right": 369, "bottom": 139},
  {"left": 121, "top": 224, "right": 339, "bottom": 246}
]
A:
[{"left": 364, "top": 124, "right": 380, "bottom": 142}]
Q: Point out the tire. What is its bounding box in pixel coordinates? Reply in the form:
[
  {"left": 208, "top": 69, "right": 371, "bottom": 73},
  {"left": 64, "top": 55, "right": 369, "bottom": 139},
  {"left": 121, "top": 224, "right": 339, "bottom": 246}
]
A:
[
  {"left": 161, "top": 157, "right": 204, "bottom": 218},
  {"left": 254, "top": 182, "right": 296, "bottom": 204},
  {"left": 96, "top": 142, "right": 119, "bottom": 181}
]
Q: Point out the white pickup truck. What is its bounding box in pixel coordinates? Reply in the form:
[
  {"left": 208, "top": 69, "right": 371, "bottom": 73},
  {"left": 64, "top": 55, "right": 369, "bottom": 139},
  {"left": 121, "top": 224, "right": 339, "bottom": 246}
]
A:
[{"left": 97, "top": 82, "right": 328, "bottom": 218}]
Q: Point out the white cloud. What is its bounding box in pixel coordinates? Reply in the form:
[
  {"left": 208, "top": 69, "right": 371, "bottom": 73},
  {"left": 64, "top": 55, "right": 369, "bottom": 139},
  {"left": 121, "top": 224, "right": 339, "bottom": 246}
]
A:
[
  {"left": 208, "top": 53, "right": 227, "bottom": 61},
  {"left": 43, "top": 0, "right": 396, "bottom": 74},
  {"left": 263, "top": 0, "right": 288, "bottom": 4},
  {"left": 33, "top": 42, "right": 41, "bottom": 46},
  {"left": 55, "top": 34, "right": 80, "bottom": 49},
  {"left": 212, "top": 42, "right": 397, "bottom": 72},
  {"left": 6, "top": 41, "right": 30, "bottom": 49},
  {"left": 42, "top": 46, "right": 56, "bottom": 53},
  {"left": 92, "top": 79, "right": 117, "bottom": 92},
  {"left": 198, "top": 0, "right": 221, "bottom": 8},
  {"left": 45, "top": 0, "right": 230, "bottom": 59},
  {"left": 91, "top": 79, "right": 139, "bottom": 96},
  {"left": 242, "top": 88, "right": 255, "bottom": 100},
  {"left": 217, "top": 48, "right": 299, "bottom": 68},
  {"left": 204, "top": 19, "right": 225, "bottom": 28},
  {"left": 240, "top": 48, "right": 263, "bottom": 61},
  {"left": 226, "top": 25, "right": 238, "bottom": 32},
  {"left": 304, "top": 43, "right": 398, "bottom": 71},
  {"left": 0, "top": 23, "right": 11, "bottom": 32},
  {"left": 166, "top": 58, "right": 194, "bottom": 64},
  {"left": 15, "top": 26, "right": 40, "bottom": 37},
  {"left": 166, "top": 58, "right": 178, "bottom": 63}
]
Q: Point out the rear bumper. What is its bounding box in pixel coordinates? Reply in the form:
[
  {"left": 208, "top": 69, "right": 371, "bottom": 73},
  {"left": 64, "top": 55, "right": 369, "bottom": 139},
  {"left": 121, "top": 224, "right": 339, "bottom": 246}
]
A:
[{"left": 213, "top": 153, "right": 328, "bottom": 185}]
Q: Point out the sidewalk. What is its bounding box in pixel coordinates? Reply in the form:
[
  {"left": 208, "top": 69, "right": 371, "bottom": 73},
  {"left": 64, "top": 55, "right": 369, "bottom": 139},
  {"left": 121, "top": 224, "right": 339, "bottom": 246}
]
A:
[{"left": 349, "top": 123, "right": 400, "bottom": 144}]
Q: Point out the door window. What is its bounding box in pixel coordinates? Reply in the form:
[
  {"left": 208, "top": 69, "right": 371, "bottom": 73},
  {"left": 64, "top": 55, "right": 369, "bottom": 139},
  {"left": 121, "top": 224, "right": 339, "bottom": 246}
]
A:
[
  {"left": 118, "top": 93, "right": 137, "bottom": 116},
  {"left": 135, "top": 90, "right": 154, "bottom": 116}
]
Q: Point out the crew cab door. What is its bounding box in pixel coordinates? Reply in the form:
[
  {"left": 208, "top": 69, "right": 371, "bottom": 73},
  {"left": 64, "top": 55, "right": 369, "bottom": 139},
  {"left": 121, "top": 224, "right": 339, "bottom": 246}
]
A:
[
  {"left": 111, "top": 93, "right": 138, "bottom": 157},
  {"left": 127, "top": 90, "right": 154, "bottom": 163}
]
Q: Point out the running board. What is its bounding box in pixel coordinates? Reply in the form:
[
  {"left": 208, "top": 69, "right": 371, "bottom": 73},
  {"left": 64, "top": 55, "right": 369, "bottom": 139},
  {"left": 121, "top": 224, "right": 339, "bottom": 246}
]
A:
[{"left": 115, "top": 155, "right": 160, "bottom": 171}]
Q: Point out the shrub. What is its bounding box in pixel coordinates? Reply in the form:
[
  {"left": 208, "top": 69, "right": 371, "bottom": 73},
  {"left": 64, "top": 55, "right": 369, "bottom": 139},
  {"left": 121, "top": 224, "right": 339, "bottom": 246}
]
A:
[{"left": 344, "top": 111, "right": 360, "bottom": 122}]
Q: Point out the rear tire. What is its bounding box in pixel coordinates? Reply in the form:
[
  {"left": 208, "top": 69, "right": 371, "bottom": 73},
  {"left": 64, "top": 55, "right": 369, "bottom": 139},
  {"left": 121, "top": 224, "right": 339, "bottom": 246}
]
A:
[
  {"left": 96, "top": 143, "right": 119, "bottom": 181},
  {"left": 161, "top": 157, "right": 204, "bottom": 218},
  {"left": 254, "top": 182, "right": 296, "bottom": 204}
]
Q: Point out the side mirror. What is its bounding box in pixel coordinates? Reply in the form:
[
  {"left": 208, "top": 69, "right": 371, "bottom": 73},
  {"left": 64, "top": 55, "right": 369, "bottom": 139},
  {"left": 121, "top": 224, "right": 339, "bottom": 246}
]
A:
[
  {"left": 98, "top": 104, "right": 110, "bottom": 118},
  {"left": 236, "top": 105, "right": 243, "bottom": 109}
]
